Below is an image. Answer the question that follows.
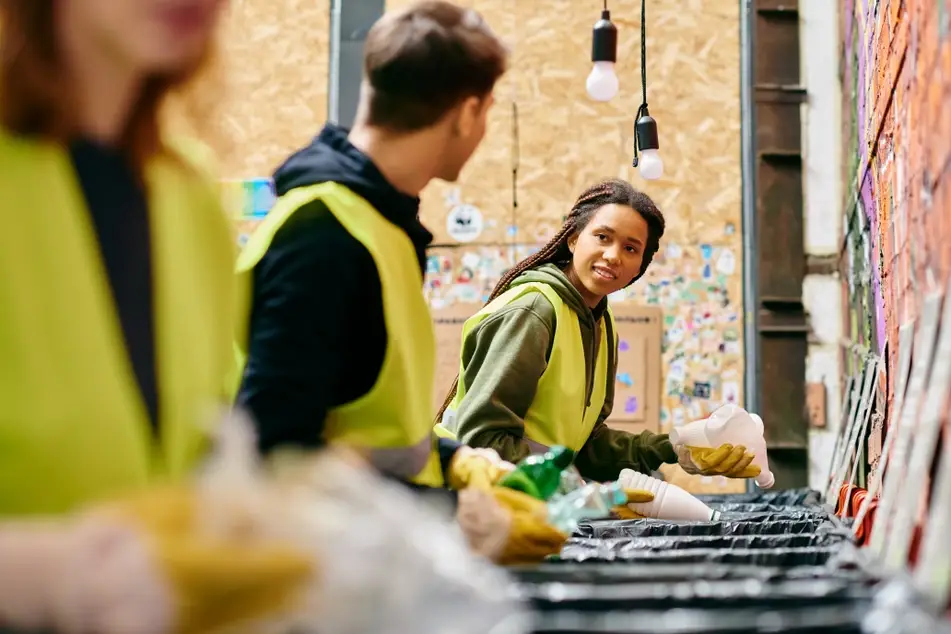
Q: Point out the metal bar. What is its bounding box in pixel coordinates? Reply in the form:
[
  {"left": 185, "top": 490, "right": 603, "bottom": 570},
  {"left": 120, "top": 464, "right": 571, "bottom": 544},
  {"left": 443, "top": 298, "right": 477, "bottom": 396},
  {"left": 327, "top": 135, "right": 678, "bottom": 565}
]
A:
[
  {"left": 327, "top": 0, "right": 342, "bottom": 124},
  {"left": 740, "top": 0, "right": 760, "bottom": 493}
]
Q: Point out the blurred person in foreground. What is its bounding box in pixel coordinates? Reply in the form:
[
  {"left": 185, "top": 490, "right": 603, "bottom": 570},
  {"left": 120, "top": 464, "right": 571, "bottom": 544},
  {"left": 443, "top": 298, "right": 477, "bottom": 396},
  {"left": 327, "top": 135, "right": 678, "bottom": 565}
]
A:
[
  {"left": 0, "top": 1, "right": 315, "bottom": 632},
  {"left": 232, "top": 1, "right": 632, "bottom": 563}
]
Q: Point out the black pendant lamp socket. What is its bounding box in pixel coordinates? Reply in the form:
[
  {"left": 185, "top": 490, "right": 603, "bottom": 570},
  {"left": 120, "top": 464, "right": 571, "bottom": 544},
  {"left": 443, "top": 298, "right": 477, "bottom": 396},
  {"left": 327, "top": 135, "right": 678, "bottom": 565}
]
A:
[
  {"left": 631, "top": 0, "right": 664, "bottom": 180},
  {"left": 586, "top": 6, "right": 619, "bottom": 102}
]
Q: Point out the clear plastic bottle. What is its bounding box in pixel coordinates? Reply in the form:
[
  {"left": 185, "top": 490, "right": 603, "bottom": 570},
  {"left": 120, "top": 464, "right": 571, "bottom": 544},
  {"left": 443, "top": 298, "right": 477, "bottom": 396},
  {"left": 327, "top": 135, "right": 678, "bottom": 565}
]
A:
[
  {"left": 546, "top": 481, "right": 628, "bottom": 534},
  {"left": 555, "top": 465, "right": 586, "bottom": 497},
  {"left": 669, "top": 404, "right": 775, "bottom": 489}
]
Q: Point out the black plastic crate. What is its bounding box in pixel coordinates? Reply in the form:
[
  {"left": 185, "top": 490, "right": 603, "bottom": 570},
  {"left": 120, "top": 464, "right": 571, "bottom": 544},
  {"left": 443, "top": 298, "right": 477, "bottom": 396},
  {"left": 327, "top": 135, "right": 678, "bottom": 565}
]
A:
[
  {"left": 556, "top": 544, "right": 843, "bottom": 566},
  {"left": 528, "top": 604, "right": 870, "bottom": 634},
  {"left": 508, "top": 562, "right": 875, "bottom": 585},
  {"left": 578, "top": 517, "right": 839, "bottom": 538},
  {"left": 563, "top": 533, "right": 848, "bottom": 555},
  {"left": 519, "top": 577, "right": 875, "bottom": 612},
  {"left": 694, "top": 488, "right": 822, "bottom": 507}
]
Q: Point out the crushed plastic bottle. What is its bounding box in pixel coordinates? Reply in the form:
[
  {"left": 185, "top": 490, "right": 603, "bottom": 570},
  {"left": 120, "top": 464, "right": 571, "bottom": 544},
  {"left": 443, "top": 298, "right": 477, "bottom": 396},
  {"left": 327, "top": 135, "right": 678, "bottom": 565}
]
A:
[
  {"left": 547, "top": 481, "right": 628, "bottom": 534},
  {"left": 670, "top": 404, "right": 775, "bottom": 489},
  {"left": 556, "top": 465, "right": 587, "bottom": 497}
]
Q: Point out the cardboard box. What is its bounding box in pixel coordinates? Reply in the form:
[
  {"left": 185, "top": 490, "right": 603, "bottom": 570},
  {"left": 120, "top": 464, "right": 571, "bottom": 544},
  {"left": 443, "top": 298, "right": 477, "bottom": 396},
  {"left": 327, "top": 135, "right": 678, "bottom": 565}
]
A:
[
  {"left": 604, "top": 302, "right": 663, "bottom": 435},
  {"left": 430, "top": 301, "right": 664, "bottom": 436}
]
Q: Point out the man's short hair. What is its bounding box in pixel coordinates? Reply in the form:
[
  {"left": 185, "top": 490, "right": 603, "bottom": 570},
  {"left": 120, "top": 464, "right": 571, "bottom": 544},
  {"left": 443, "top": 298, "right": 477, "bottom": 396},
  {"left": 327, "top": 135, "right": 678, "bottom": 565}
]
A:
[{"left": 362, "top": 1, "right": 509, "bottom": 132}]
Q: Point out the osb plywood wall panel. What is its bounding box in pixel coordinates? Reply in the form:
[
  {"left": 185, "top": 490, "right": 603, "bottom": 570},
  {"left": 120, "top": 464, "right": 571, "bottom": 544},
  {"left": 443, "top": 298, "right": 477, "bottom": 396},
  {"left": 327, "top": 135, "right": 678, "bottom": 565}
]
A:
[
  {"left": 167, "top": 0, "right": 330, "bottom": 179},
  {"left": 408, "top": 0, "right": 747, "bottom": 493}
]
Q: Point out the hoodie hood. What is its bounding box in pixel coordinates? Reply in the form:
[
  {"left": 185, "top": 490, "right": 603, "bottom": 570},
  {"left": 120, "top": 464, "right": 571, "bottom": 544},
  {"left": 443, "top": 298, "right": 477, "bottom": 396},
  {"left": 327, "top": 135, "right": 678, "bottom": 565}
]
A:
[
  {"left": 508, "top": 263, "right": 607, "bottom": 326},
  {"left": 272, "top": 124, "right": 433, "bottom": 266}
]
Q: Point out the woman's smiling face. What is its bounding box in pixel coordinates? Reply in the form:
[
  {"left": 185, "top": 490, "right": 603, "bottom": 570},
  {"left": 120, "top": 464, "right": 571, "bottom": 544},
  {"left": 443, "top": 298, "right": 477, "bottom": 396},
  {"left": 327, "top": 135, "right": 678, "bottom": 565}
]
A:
[{"left": 565, "top": 203, "right": 649, "bottom": 307}]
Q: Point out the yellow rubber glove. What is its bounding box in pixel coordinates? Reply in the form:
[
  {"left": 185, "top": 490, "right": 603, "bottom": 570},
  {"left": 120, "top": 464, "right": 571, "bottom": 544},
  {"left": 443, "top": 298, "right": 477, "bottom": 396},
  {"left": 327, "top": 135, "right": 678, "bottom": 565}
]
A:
[
  {"left": 676, "top": 443, "right": 761, "bottom": 478},
  {"left": 92, "top": 486, "right": 316, "bottom": 634},
  {"left": 611, "top": 488, "right": 655, "bottom": 520},
  {"left": 457, "top": 486, "right": 568, "bottom": 565},
  {"left": 490, "top": 487, "right": 570, "bottom": 565},
  {"left": 447, "top": 446, "right": 517, "bottom": 491}
]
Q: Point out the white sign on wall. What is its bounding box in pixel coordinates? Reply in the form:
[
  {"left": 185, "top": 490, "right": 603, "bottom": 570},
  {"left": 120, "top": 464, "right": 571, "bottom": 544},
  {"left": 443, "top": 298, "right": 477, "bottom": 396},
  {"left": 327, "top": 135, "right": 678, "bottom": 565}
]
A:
[{"left": 446, "top": 204, "right": 484, "bottom": 243}]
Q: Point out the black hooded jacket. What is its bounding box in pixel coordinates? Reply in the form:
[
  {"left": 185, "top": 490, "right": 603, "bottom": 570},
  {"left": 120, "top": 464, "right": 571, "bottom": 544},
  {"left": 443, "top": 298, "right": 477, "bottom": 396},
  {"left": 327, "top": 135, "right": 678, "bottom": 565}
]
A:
[{"left": 236, "top": 125, "right": 460, "bottom": 476}]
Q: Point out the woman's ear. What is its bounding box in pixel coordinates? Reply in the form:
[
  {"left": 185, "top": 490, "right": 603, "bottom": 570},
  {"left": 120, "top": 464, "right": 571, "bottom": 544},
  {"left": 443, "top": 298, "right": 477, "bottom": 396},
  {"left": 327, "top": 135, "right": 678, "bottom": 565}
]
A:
[{"left": 567, "top": 233, "right": 578, "bottom": 254}]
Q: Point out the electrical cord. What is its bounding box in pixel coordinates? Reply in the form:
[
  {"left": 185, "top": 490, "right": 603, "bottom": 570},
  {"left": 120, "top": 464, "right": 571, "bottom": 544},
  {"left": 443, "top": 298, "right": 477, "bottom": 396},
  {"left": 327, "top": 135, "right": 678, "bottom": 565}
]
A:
[
  {"left": 640, "top": 0, "right": 647, "bottom": 107},
  {"left": 632, "top": 0, "right": 648, "bottom": 167},
  {"left": 511, "top": 101, "right": 519, "bottom": 259}
]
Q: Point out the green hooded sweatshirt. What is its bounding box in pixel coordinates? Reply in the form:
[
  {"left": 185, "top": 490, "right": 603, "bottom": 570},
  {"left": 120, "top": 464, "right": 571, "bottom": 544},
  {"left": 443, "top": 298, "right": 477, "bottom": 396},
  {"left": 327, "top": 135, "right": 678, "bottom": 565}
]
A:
[{"left": 450, "top": 263, "right": 677, "bottom": 482}]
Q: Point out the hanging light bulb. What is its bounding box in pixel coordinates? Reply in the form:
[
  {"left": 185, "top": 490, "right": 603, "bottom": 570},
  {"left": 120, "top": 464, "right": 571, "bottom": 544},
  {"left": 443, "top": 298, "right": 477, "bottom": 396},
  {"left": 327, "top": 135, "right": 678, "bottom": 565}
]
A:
[
  {"left": 629, "top": 0, "right": 663, "bottom": 180},
  {"left": 586, "top": 9, "right": 619, "bottom": 102},
  {"left": 634, "top": 109, "right": 664, "bottom": 180}
]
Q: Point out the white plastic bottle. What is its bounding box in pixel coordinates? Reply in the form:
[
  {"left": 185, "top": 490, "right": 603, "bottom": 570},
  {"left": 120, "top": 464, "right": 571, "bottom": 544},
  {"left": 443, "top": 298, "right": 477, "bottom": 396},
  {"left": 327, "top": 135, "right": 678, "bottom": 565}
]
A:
[
  {"left": 669, "top": 404, "right": 775, "bottom": 489},
  {"left": 618, "top": 469, "right": 721, "bottom": 521}
]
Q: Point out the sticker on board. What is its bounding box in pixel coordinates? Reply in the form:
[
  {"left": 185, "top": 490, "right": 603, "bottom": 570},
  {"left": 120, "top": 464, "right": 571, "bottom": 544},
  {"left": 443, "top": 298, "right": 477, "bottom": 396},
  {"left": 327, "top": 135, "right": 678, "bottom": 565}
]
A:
[{"left": 446, "top": 204, "right": 484, "bottom": 243}]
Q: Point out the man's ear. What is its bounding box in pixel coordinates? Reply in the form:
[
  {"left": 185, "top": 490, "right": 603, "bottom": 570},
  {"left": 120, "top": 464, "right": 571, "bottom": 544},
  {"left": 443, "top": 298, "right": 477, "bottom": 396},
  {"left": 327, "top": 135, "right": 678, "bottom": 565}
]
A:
[{"left": 454, "top": 95, "right": 484, "bottom": 137}]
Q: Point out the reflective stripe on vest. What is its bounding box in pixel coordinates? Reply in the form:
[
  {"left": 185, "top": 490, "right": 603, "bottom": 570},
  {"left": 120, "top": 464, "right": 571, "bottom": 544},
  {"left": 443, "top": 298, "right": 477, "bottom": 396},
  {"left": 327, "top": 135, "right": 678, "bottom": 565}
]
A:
[
  {"left": 438, "top": 282, "right": 613, "bottom": 454},
  {"left": 235, "top": 182, "right": 443, "bottom": 487},
  {"left": 0, "top": 132, "right": 238, "bottom": 515}
]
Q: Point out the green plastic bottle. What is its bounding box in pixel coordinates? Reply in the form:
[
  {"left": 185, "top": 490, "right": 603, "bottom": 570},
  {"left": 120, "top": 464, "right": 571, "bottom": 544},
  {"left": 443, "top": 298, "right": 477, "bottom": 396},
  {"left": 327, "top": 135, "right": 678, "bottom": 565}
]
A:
[{"left": 499, "top": 446, "right": 576, "bottom": 500}]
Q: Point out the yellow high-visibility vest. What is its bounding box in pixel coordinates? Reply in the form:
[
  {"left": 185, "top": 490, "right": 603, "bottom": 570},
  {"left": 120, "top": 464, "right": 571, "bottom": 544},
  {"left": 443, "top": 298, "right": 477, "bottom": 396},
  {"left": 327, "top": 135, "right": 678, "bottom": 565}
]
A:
[
  {"left": 436, "top": 282, "right": 612, "bottom": 453},
  {"left": 0, "top": 131, "right": 242, "bottom": 515},
  {"left": 235, "top": 182, "right": 443, "bottom": 487}
]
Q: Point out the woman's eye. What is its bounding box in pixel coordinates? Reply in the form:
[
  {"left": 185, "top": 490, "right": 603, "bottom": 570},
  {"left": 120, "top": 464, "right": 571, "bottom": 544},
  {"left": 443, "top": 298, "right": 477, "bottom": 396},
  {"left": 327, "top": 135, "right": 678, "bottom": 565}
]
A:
[
  {"left": 626, "top": 245, "right": 639, "bottom": 254},
  {"left": 597, "top": 234, "right": 608, "bottom": 241}
]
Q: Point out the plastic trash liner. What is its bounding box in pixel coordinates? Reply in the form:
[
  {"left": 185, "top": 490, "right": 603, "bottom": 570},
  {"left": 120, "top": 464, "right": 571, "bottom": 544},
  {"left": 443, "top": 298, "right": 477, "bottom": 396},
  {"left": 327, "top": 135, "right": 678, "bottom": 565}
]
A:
[
  {"left": 518, "top": 576, "right": 876, "bottom": 612},
  {"left": 705, "top": 503, "right": 824, "bottom": 514},
  {"left": 508, "top": 561, "right": 875, "bottom": 585},
  {"left": 563, "top": 533, "right": 848, "bottom": 554},
  {"left": 556, "top": 544, "right": 843, "bottom": 565},
  {"left": 695, "top": 488, "right": 821, "bottom": 507},
  {"left": 577, "top": 517, "right": 839, "bottom": 538}
]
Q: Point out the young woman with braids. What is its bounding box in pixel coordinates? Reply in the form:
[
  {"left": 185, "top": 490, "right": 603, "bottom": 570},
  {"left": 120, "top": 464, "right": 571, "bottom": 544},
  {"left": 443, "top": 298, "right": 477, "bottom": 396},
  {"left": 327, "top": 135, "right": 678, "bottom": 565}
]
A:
[{"left": 435, "top": 179, "right": 762, "bottom": 483}]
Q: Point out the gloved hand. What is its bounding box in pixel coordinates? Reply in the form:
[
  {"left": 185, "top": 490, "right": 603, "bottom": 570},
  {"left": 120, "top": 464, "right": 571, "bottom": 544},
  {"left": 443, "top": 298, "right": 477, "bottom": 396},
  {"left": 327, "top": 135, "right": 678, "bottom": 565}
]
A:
[
  {"left": 675, "top": 443, "right": 761, "bottom": 478},
  {"left": 58, "top": 486, "right": 315, "bottom": 634},
  {"left": 611, "top": 488, "right": 655, "bottom": 520},
  {"left": 447, "top": 446, "right": 517, "bottom": 491},
  {"left": 456, "top": 486, "right": 568, "bottom": 565}
]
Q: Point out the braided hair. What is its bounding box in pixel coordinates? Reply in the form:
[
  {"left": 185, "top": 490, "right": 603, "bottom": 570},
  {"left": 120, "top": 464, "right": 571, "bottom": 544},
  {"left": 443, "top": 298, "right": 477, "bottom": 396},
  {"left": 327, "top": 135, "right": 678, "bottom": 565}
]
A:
[{"left": 435, "top": 178, "right": 665, "bottom": 424}]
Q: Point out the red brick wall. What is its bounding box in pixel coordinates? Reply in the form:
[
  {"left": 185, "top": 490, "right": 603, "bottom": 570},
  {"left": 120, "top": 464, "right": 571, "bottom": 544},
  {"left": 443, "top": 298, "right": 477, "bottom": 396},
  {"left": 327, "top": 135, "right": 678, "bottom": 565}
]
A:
[{"left": 842, "top": 0, "right": 951, "bottom": 465}]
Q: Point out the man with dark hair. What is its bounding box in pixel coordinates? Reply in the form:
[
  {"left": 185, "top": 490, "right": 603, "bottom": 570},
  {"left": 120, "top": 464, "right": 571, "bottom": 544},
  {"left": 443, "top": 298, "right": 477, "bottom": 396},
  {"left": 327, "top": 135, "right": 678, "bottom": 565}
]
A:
[{"left": 234, "top": 1, "right": 509, "bottom": 490}]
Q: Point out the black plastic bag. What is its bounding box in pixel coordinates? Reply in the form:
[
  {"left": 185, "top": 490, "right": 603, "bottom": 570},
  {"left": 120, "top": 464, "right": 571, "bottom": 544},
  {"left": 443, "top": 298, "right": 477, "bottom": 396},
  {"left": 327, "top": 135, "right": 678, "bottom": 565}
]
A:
[
  {"left": 695, "top": 488, "right": 822, "bottom": 507},
  {"left": 706, "top": 503, "right": 825, "bottom": 514}
]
